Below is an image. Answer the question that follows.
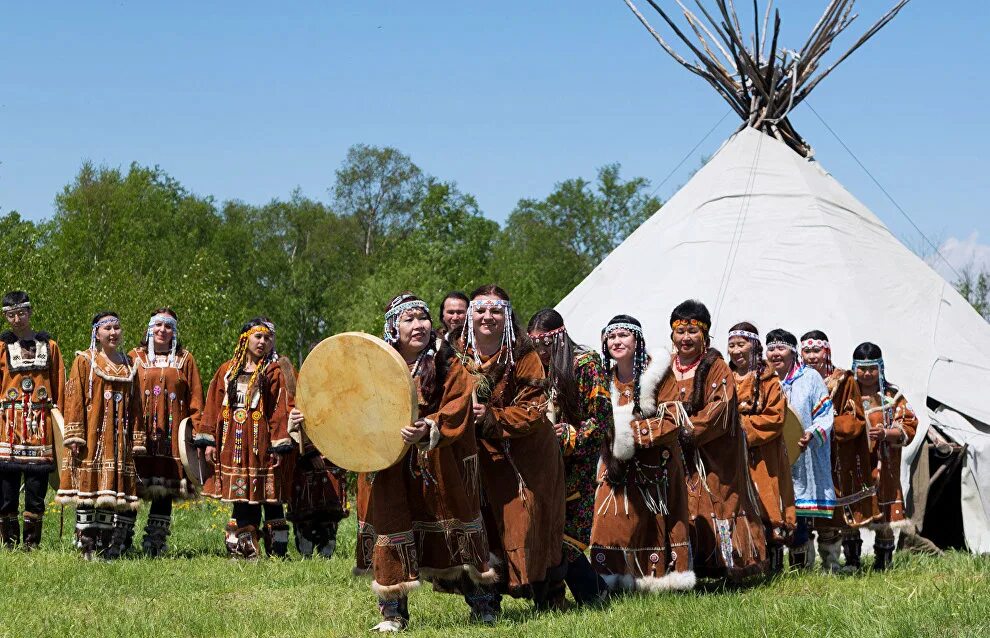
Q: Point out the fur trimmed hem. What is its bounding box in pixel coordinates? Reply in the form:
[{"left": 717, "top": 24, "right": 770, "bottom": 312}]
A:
[
  {"left": 871, "top": 520, "right": 913, "bottom": 532},
  {"left": 636, "top": 570, "right": 697, "bottom": 593},
  {"left": 417, "top": 419, "right": 442, "bottom": 452},
  {"left": 420, "top": 564, "right": 498, "bottom": 585},
  {"left": 371, "top": 579, "right": 421, "bottom": 600},
  {"left": 637, "top": 349, "right": 673, "bottom": 417},
  {"left": 63, "top": 436, "right": 85, "bottom": 446},
  {"left": 601, "top": 574, "right": 636, "bottom": 592},
  {"left": 611, "top": 402, "right": 636, "bottom": 461},
  {"left": 138, "top": 480, "right": 193, "bottom": 501}
]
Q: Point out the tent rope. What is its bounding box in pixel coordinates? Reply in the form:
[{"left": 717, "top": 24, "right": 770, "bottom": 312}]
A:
[
  {"left": 805, "top": 101, "right": 962, "bottom": 282},
  {"left": 647, "top": 110, "right": 732, "bottom": 200}
]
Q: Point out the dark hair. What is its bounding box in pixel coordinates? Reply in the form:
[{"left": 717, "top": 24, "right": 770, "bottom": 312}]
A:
[
  {"left": 853, "top": 341, "right": 882, "bottom": 361},
  {"left": 800, "top": 329, "right": 829, "bottom": 342},
  {"left": 765, "top": 328, "right": 797, "bottom": 348},
  {"left": 728, "top": 321, "right": 765, "bottom": 415},
  {"left": 440, "top": 291, "right": 469, "bottom": 334},
  {"left": 670, "top": 299, "right": 712, "bottom": 345},
  {"left": 91, "top": 311, "right": 120, "bottom": 325},
  {"left": 527, "top": 309, "right": 581, "bottom": 426},
  {"left": 2, "top": 291, "right": 29, "bottom": 308},
  {"left": 600, "top": 313, "right": 647, "bottom": 485},
  {"left": 140, "top": 307, "right": 183, "bottom": 353}
]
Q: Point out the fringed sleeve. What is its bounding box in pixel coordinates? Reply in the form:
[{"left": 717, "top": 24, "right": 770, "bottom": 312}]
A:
[
  {"left": 62, "top": 354, "right": 88, "bottom": 447},
  {"left": 195, "top": 362, "right": 228, "bottom": 448},
  {"left": 131, "top": 367, "right": 147, "bottom": 454},
  {"left": 184, "top": 352, "right": 206, "bottom": 431},
  {"left": 893, "top": 393, "right": 918, "bottom": 446},
  {"left": 266, "top": 362, "right": 293, "bottom": 453},
  {"left": 484, "top": 351, "right": 552, "bottom": 439},
  {"left": 807, "top": 373, "right": 834, "bottom": 448},
  {"left": 419, "top": 358, "right": 473, "bottom": 451},
  {"left": 50, "top": 341, "right": 66, "bottom": 413},
  {"left": 741, "top": 373, "right": 786, "bottom": 447},
  {"left": 689, "top": 358, "right": 735, "bottom": 447}
]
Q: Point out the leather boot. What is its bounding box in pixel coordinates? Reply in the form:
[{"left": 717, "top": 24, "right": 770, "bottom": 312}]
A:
[
  {"left": 873, "top": 540, "right": 896, "bottom": 572},
  {"left": 104, "top": 511, "right": 136, "bottom": 559},
  {"left": 842, "top": 534, "right": 863, "bottom": 572},
  {"left": 226, "top": 522, "right": 260, "bottom": 560},
  {"left": 0, "top": 513, "right": 19, "bottom": 547},
  {"left": 22, "top": 512, "right": 43, "bottom": 550},
  {"left": 141, "top": 514, "right": 171, "bottom": 557},
  {"left": 263, "top": 518, "right": 290, "bottom": 558}
]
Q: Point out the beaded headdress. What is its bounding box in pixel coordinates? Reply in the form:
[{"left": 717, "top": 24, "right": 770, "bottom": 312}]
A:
[
  {"left": 147, "top": 313, "right": 179, "bottom": 364},
  {"left": 528, "top": 325, "right": 566, "bottom": 346},
  {"left": 383, "top": 294, "right": 430, "bottom": 345},
  {"left": 801, "top": 337, "right": 833, "bottom": 377},
  {"left": 2, "top": 301, "right": 30, "bottom": 313},
  {"left": 465, "top": 298, "right": 516, "bottom": 365}
]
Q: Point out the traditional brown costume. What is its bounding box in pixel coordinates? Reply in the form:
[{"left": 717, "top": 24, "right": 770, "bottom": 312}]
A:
[
  {"left": 57, "top": 315, "right": 144, "bottom": 559},
  {"left": 128, "top": 319, "right": 205, "bottom": 555},
  {"left": 196, "top": 321, "right": 294, "bottom": 558},
  {"left": 590, "top": 342, "right": 696, "bottom": 593},
  {"left": 0, "top": 323, "right": 65, "bottom": 548},
  {"left": 735, "top": 365, "right": 796, "bottom": 570}
]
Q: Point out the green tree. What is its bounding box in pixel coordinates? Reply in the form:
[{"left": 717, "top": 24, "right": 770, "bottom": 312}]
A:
[
  {"left": 492, "top": 164, "right": 661, "bottom": 318},
  {"left": 332, "top": 145, "right": 425, "bottom": 257},
  {"left": 955, "top": 263, "right": 990, "bottom": 321}
]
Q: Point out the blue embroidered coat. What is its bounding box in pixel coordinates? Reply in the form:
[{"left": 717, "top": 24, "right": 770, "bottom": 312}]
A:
[{"left": 779, "top": 365, "right": 836, "bottom": 518}]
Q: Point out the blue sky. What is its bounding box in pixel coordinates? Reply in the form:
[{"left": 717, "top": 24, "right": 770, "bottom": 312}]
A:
[{"left": 2, "top": 1, "right": 986, "bottom": 272}]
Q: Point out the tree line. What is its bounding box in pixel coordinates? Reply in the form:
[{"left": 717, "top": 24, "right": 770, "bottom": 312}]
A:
[{"left": 0, "top": 145, "right": 660, "bottom": 374}]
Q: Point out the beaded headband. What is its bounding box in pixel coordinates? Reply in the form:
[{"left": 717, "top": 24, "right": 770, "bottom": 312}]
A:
[
  {"left": 671, "top": 318, "right": 709, "bottom": 333},
  {"left": 765, "top": 340, "right": 797, "bottom": 353},
  {"left": 2, "top": 302, "right": 31, "bottom": 313},
  {"left": 529, "top": 325, "right": 566, "bottom": 345},
  {"left": 147, "top": 313, "right": 179, "bottom": 363},
  {"left": 383, "top": 298, "right": 430, "bottom": 344},
  {"left": 728, "top": 329, "right": 760, "bottom": 341},
  {"left": 800, "top": 338, "right": 830, "bottom": 351},
  {"left": 852, "top": 358, "right": 883, "bottom": 368},
  {"left": 603, "top": 322, "right": 642, "bottom": 338},
  {"left": 242, "top": 324, "right": 272, "bottom": 339},
  {"left": 465, "top": 298, "right": 516, "bottom": 365}
]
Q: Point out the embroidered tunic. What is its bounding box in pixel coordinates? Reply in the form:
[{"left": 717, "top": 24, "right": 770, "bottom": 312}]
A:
[
  {"left": 355, "top": 355, "right": 493, "bottom": 599},
  {"left": 864, "top": 387, "right": 917, "bottom": 526},
  {"left": 474, "top": 348, "right": 565, "bottom": 594},
  {"left": 128, "top": 347, "right": 205, "bottom": 499},
  {"left": 735, "top": 366, "right": 796, "bottom": 541},
  {"left": 588, "top": 351, "right": 695, "bottom": 592},
  {"left": 554, "top": 350, "right": 611, "bottom": 561},
  {"left": 197, "top": 360, "right": 293, "bottom": 503},
  {"left": 779, "top": 365, "right": 835, "bottom": 518},
  {"left": 821, "top": 369, "right": 878, "bottom": 528},
  {"left": 0, "top": 332, "right": 65, "bottom": 471},
  {"left": 669, "top": 353, "right": 766, "bottom": 580},
  {"left": 57, "top": 351, "right": 143, "bottom": 511}
]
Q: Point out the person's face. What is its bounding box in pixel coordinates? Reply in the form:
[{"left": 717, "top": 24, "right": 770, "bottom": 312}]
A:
[
  {"left": 727, "top": 336, "right": 753, "bottom": 371},
  {"left": 442, "top": 299, "right": 467, "bottom": 333},
  {"left": 248, "top": 330, "right": 273, "bottom": 360},
  {"left": 802, "top": 345, "right": 827, "bottom": 371},
  {"left": 531, "top": 336, "right": 552, "bottom": 366},
  {"left": 471, "top": 295, "right": 506, "bottom": 340},
  {"left": 673, "top": 323, "right": 705, "bottom": 359},
  {"left": 766, "top": 344, "right": 794, "bottom": 375},
  {"left": 151, "top": 319, "right": 175, "bottom": 349},
  {"left": 606, "top": 329, "right": 636, "bottom": 364},
  {"left": 97, "top": 320, "right": 122, "bottom": 351},
  {"left": 398, "top": 309, "right": 432, "bottom": 354},
  {"left": 856, "top": 364, "right": 880, "bottom": 388},
  {"left": 4, "top": 307, "right": 31, "bottom": 332}
]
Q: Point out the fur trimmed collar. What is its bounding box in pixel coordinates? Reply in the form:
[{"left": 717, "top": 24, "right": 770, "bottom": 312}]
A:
[
  {"left": 0, "top": 330, "right": 51, "bottom": 345},
  {"left": 636, "top": 349, "right": 673, "bottom": 418}
]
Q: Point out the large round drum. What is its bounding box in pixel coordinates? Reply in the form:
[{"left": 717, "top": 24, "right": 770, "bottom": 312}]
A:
[
  {"left": 179, "top": 417, "right": 212, "bottom": 493},
  {"left": 297, "top": 332, "right": 417, "bottom": 473},
  {"left": 49, "top": 408, "right": 65, "bottom": 491},
  {"left": 782, "top": 405, "right": 804, "bottom": 463}
]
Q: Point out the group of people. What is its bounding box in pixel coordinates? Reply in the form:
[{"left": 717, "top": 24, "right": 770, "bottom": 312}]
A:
[{"left": 0, "top": 286, "right": 917, "bottom": 632}]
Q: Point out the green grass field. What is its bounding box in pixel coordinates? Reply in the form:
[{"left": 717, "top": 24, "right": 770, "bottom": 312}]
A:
[{"left": 0, "top": 497, "right": 987, "bottom": 638}]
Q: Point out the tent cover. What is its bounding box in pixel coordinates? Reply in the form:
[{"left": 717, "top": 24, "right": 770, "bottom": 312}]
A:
[{"left": 557, "top": 127, "right": 990, "bottom": 550}]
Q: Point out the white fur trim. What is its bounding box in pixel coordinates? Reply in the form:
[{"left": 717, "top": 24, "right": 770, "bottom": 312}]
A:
[
  {"left": 637, "top": 350, "right": 673, "bottom": 417},
  {"left": 417, "top": 419, "right": 441, "bottom": 451},
  {"left": 371, "top": 579, "right": 421, "bottom": 600},
  {"left": 611, "top": 402, "right": 636, "bottom": 461},
  {"left": 601, "top": 573, "right": 636, "bottom": 592},
  {"left": 635, "top": 569, "right": 696, "bottom": 593},
  {"left": 488, "top": 551, "right": 503, "bottom": 568},
  {"left": 420, "top": 564, "right": 498, "bottom": 585}
]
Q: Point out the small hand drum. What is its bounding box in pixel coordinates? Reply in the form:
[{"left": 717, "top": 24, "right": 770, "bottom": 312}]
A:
[
  {"left": 49, "top": 408, "right": 65, "bottom": 491},
  {"left": 782, "top": 405, "right": 804, "bottom": 463},
  {"left": 179, "top": 417, "right": 212, "bottom": 493}
]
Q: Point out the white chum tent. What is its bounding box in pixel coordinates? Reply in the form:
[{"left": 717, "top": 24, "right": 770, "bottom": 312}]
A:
[{"left": 556, "top": 126, "right": 990, "bottom": 551}]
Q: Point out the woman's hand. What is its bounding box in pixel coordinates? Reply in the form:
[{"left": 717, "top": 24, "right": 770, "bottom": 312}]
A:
[
  {"left": 868, "top": 425, "right": 885, "bottom": 443},
  {"left": 797, "top": 432, "right": 813, "bottom": 450},
  {"left": 271, "top": 452, "right": 284, "bottom": 468},
  {"left": 401, "top": 419, "right": 430, "bottom": 444},
  {"left": 472, "top": 403, "right": 487, "bottom": 424},
  {"left": 203, "top": 445, "right": 218, "bottom": 465},
  {"left": 70, "top": 443, "right": 80, "bottom": 456},
  {"left": 553, "top": 422, "right": 568, "bottom": 438},
  {"left": 288, "top": 408, "right": 305, "bottom": 433}
]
